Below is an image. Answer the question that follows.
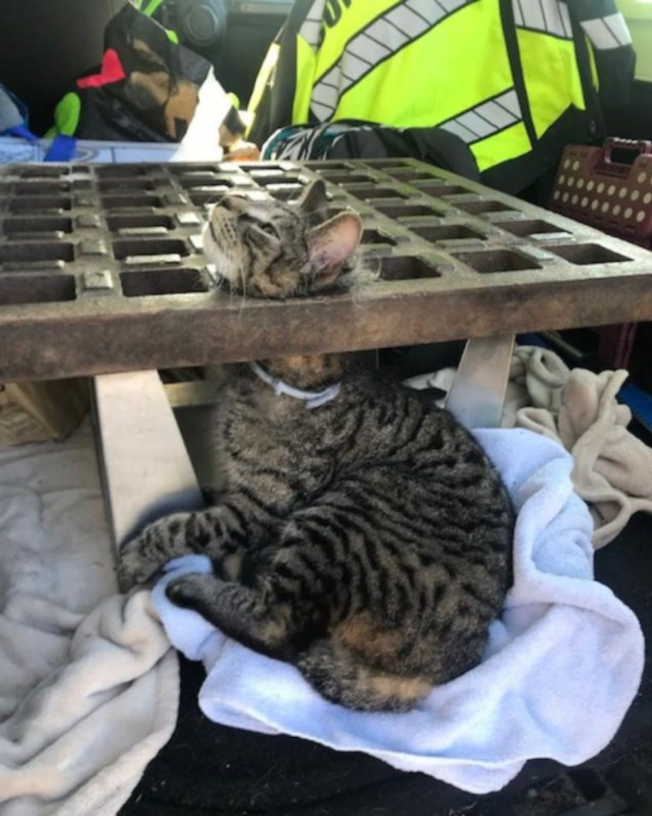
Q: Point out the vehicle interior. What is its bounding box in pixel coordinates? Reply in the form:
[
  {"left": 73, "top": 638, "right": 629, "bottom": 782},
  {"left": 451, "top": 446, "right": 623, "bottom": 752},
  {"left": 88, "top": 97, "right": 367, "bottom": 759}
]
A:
[{"left": 1, "top": 2, "right": 651, "bottom": 815}]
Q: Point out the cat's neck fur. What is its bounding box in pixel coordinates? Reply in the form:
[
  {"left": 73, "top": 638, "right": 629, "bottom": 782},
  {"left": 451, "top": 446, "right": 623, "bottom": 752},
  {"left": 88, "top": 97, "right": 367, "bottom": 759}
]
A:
[{"left": 258, "top": 354, "right": 343, "bottom": 391}]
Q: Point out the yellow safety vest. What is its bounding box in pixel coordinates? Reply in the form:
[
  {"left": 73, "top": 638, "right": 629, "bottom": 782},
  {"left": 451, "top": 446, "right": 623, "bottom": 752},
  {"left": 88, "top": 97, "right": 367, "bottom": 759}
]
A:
[{"left": 248, "top": 0, "right": 635, "bottom": 193}]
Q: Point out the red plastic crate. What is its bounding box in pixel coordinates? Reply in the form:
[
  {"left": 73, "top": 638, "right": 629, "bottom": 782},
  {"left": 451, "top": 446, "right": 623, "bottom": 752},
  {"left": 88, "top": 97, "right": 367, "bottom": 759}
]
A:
[
  {"left": 549, "top": 138, "right": 652, "bottom": 368},
  {"left": 549, "top": 138, "right": 652, "bottom": 248}
]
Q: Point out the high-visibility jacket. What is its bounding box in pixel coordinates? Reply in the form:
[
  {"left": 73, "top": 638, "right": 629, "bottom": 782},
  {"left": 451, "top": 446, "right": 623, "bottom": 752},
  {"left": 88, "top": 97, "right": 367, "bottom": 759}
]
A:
[{"left": 248, "top": 0, "right": 635, "bottom": 193}]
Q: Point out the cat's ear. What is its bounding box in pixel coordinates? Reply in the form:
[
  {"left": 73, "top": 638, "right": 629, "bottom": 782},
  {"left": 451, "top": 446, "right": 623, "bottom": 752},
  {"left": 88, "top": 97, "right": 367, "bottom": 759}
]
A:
[
  {"left": 295, "top": 179, "right": 329, "bottom": 217},
  {"left": 305, "top": 212, "right": 363, "bottom": 290}
]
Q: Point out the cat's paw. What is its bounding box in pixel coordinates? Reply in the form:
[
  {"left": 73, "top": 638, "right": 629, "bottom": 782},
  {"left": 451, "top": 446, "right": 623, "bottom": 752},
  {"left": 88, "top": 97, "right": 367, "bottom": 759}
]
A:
[
  {"left": 166, "top": 573, "right": 216, "bottom": 611},
  {"left": 118, "top": 536, "right": 163, "bottom": 590},
  {"left": 117, "top": 513, "right": 193, "bottom": 590}
]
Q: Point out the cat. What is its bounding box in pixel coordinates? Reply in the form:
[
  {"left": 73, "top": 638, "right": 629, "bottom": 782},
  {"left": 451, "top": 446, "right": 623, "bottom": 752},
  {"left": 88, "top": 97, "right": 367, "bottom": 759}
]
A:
[{"left": 119, "top": 180, "right": 514, "bottom": 712}]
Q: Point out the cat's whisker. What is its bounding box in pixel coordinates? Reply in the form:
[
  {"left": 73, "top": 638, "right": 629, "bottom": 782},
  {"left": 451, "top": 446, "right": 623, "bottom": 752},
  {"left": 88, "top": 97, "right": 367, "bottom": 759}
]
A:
[
  {"left": 238, "top": 261, "right": 248, "bottom": 316},
  {"left": 211, "top": 273, "right": 226, "bottom": 294}
]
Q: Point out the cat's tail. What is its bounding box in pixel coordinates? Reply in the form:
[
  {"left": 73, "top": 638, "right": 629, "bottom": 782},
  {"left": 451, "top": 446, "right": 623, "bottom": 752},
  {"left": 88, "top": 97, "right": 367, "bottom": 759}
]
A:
[{"left": 296, "top": 640, "right": 431, "bottom": 712}]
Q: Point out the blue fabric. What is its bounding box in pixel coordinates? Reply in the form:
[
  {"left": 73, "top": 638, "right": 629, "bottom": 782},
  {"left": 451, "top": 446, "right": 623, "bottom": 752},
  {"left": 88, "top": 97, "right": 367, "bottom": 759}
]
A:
[
  {"left": 0, "top": 84, "right": 29, "bottom": 129},
  {"left": 620, "top": 383, "right": 652, "bottom": 431},
  {"left": 516, "top": 333, "right": 550, "bottom": 349},
  {"left": 0, "top": 84, "right": 38, "bottom": 141},
  {"left": 44, "top": 134, "right": 77, "bottom": 162},
  {"left": 4, "top": 124, "right": 38, "bottom": 142},
  {"left": 1, "top": 85, "right": 29, "bottom": 120}
]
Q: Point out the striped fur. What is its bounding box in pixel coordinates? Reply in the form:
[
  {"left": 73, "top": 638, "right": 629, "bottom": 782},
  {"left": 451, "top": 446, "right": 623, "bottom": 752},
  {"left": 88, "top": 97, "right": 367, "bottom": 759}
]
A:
[{"left": 119, "top": 185, "right": 514, "bottom": 711}]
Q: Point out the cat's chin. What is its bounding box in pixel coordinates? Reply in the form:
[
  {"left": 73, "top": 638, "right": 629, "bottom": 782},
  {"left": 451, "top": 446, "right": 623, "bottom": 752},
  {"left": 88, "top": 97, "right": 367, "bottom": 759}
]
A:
[
  {"left": 208, "top": 265, "right": 236, "bottom": 293},
  {"left": 206, "top": 263, "right": 245, "bottom": 297},
  {"left": 203, "top": 235, "right": 237, "bottom": 292}
]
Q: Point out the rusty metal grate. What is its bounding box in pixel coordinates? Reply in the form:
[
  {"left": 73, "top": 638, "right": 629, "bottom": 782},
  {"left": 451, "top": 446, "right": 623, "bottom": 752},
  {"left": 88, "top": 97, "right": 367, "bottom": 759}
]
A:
[{"left": 1, "top": 158, "right": 652, "bottom": 382}]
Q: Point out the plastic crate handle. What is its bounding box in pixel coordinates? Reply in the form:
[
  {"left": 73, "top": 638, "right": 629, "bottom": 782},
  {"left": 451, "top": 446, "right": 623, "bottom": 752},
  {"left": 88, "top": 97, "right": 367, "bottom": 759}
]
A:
[{"left": 604, "top": 137, "right": 652, "bottom": 163}]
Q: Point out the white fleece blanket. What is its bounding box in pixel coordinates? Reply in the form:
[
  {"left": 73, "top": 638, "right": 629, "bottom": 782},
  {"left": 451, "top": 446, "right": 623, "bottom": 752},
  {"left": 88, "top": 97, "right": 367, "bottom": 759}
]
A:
[
  {"left": 0, "top": 422, "right": 178, "bottom": 816},
  {"left": 153, "top": 428, "right": 645, "bottom": 794}
]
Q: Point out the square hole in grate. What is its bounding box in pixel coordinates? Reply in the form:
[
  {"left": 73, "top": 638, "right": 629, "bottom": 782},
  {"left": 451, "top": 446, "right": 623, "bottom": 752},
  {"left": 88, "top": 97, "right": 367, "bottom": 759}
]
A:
[
  {"left": 411, "top": 225, "right": 486, "bottom": 242},
  {"left": 0, "top": 242, "right": 74, "bottom": 263},
  {"left": 11, "top": 180, "right": 71, "bottom": 194},
  {"left": 19, "top": 166, "right": 70, "bottom": 178},
  {"left": 112, "top": 238, "right": 189, "bottom": 260},
  {"left": 389, "top": 170, "right": 439, "bottom": 181},
  {"left": 189, "top": 190, "right": 232, "bottom": 207},
  {"left": 498, "top": 219, "right": 570, "bottom": 237},
  {"left": 3, "top": 216, "right": 73, "bottom": 235},
  {"left": 0, "top": 274, "right": 76, "bottom": 305},
  {"left": 455, "top": 200, "right": 516, "bottom": 215},
  {"left": 376, "top": 204, "right": 443, "bottom": 218},
  {"left": 168, "top": 164, "right": 221, "bottom": 175},
  {"left": 107, "top": 214, "right": 175, "bottom": 232},
  {"left": 99, "top": 179, "right": 155, "bottom": 191},
  {"left": 454, "top": 250, "right": 542, "bottom": 273},
  {"left": 178, "top": 174, "right": 235, "bottom": 189},
  {"left": 97, "top": 166, "right": 148, "bottom": 178},
  {"left": 380, "top": 257, "right": 441, "bottom": 280},
  {"left": 307, "top": 162, "right": 351, "bottom": 171},
  {"left": 547, "top": 244, "right": 632, "bottom": 265},
  {"left": 321, "top": 206, "right": 352, "bottom": 219},
  {"left": 254, "top": 175, "right": 305, "bottom": 187},
  {"left": 365, "top": 160, "right": 413, "bottom": 168},
  {"left": 101, "top": 194, "right": 163, "bottom": 209},
  {"left": 362, "top": 229, "right": 397, "bottom": 245},
  {"left": 417, "top": 184, "right": 469, "bottom": 197},
  {"left": 9, "top": 196, "right": 72, "bottom": 213},
  {"left": 177, "top": 171, "right": 216, "bottom": 181},
  {"left": 268, "top": 186, "right": 305, "bottom": 201},
  {"left": 347, "top": 187, "right": 407, "bottom": 201},
  {"left": 121, "top": 268, "right": 208, "bottom": 297},
  {"left": 321, "top": 173, "right": 374, "bottom": 185},
  {"left": 244, "top": 165, "right": 285, "bottom": 174}
]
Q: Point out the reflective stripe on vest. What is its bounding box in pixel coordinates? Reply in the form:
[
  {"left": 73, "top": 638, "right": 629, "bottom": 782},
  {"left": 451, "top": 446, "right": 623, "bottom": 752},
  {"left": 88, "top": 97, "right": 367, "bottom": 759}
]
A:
[
  {"left": 512, "top": 0, "right": 573, "bottom": 38},
  {"left": 512, "top": 0, "right": 631, "bottom": 50},
  {"left": 310, "top": 0, "right": 476, "bottom": 122},
  {"left": 438, "top": 89, "right": 522, "bottom": 144},
  {"left": 511, "top": 0, "right": 588, "bottom": 141},
  {"left": 580, "top": 12, "right": 632, "bottom": 49},
  {"left": 300, "top": 0, "right": 326, "bottom": 49}
]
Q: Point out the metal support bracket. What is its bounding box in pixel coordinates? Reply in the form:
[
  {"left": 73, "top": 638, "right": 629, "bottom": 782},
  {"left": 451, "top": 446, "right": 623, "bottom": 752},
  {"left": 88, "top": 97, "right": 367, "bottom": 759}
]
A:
[{"left": 446, "top": 335, "right": 515, "bottom": 429}]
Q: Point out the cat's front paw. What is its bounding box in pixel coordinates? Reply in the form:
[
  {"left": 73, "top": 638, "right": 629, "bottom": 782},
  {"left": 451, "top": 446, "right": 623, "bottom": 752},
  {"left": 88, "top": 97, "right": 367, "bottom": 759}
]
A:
[
  {"left": 166, "top": 573, "right": 217, "bottom": 611},
  {"left": 117, "top": 537, "right": 161, "bottom": 590},
  {"left": 118, "top": 513, "right": 193, "bottom": 590}
]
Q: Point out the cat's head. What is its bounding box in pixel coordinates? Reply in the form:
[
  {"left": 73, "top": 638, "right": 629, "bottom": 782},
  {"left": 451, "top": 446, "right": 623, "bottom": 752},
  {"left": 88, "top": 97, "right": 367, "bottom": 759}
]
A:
[{"left": 202, "top": 179, "right": 364, "bottom": 299}]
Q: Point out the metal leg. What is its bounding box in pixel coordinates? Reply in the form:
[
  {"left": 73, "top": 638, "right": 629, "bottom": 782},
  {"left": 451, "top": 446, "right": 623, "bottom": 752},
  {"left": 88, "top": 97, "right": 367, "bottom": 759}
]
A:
[
  {"left": 445, "top": 335, "right": 515, "bottom": 429},
  {"left": 92, "top": 371, "right": 204, "bottom": 551}
]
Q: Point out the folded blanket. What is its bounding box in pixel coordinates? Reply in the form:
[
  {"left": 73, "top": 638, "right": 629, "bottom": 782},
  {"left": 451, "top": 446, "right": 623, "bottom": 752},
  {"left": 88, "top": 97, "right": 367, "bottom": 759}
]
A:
[
  {"left": 0, "top": 422, "right": 178, "bottom": 816},
  {"left": 518, "top": 368, "right": 652, "bottom": 548},
  {"left": 406, "top": 346, "right": 652, "bottom": 546},
  {"left": 153, "top": 428, "right": 644, "bottom": 794}
]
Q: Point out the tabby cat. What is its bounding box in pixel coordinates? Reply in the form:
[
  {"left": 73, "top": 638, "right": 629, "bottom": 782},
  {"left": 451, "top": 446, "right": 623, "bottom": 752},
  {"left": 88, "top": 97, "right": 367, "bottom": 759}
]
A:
[{"left": 119, "top": 180, "right": 514, "bottom": 711}]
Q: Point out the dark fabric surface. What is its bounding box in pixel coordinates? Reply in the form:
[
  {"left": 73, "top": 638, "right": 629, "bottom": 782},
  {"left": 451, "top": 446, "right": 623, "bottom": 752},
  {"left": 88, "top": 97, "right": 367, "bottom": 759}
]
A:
[{"left": 326, "top": 125, "right": 481, "bottom": 181}]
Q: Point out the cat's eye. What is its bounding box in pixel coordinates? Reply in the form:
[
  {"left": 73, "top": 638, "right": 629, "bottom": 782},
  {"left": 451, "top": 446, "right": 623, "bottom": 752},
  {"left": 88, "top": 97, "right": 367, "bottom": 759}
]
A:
[{"left": 251, "top": 221, "right": 279, "bottom": 240}]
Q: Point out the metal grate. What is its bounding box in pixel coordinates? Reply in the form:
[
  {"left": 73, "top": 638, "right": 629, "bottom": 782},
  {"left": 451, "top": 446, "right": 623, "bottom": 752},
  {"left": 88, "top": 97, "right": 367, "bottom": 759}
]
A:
[{"left": 1, "top": 158, "right": 652, "bottom": 382}]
